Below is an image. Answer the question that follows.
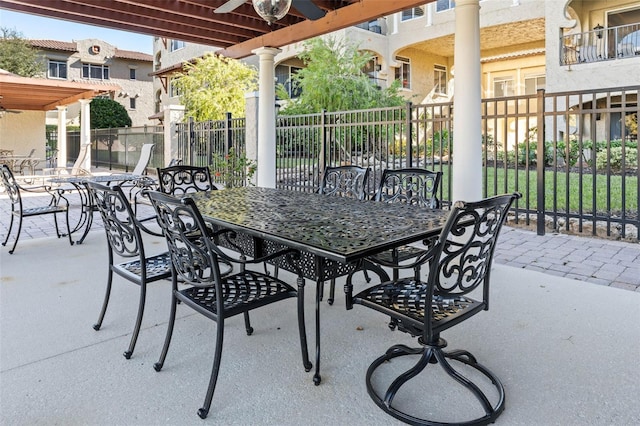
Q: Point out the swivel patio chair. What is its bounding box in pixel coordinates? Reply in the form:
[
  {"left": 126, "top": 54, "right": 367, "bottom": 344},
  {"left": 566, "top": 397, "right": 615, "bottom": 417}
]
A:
[
  {"left": 1, "top": 164, "right": 73, "bottom": 254},
  {"left": 146, "top": 190, "right": 312, "bottom": 419},
  {"left": 346, "top": 192, "right": 520, "bottom": 425},
  {"left": 317, "top": 165, "right": 371, "bottom": 305},
  {"left": 86, "top": 181, "right": 172, "bottom": 360}
]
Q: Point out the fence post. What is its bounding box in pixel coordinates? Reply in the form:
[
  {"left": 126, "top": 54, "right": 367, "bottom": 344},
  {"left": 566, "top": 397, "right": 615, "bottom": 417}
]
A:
[
  {"left": 536, "top": 89, "right": 546, "bottom": 236},
  {"left": 405, "top": 102, "right": 413, "bottom": 167},
  {"left": 320, "top": 109, "right": 327, "bottom": 173},
  {"left": 188, "top": 116, "right": 195, "bottom": 165}
]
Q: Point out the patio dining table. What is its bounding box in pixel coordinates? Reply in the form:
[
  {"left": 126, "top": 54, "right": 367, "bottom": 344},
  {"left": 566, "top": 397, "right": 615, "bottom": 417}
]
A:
[
  {"left": 189, "top": 186, "right": 451, "bottom": 385},
  {"left": 49, "top": 173, "right": 144, "bottom": 244}
]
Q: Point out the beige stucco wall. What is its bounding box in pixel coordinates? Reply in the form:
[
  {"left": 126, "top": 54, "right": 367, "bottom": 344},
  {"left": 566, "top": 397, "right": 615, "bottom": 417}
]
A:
[
  {"left": 0, "top": 111, "right": 47, "bottom": 162},
  {"left": 545, "top": 0, "right": 640, "bottom": 92},
  {"left": 40, "top": 39, "right": 154, "bottom": 127}
]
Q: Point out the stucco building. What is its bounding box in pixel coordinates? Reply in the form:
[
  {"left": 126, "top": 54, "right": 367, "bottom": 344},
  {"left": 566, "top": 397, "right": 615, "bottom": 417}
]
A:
[{"left": 30, "top": 38, "right": 154, "bottom": 127}]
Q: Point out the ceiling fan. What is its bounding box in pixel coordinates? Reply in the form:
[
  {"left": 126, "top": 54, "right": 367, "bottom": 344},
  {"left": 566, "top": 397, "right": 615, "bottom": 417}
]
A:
[{"left": 215, "top": 0, "right": 326, "bottom": 25}]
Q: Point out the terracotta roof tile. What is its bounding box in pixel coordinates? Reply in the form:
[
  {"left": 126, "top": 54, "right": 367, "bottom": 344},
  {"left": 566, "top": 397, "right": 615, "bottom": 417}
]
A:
[
  {"left": 28, "top": 40, "right": 152, "bottom": 62},
  {"left": 30, "top": 40, "right": 77, "bottom": 52},
  {"left": 114, "top": 48, "right": 152, "bottom": 62}
]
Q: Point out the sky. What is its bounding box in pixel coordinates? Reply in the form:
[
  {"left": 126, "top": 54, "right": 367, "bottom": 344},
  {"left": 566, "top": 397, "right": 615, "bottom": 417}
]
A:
[{"left": 0, "top": 10, "right": 153, "bottom": 54}]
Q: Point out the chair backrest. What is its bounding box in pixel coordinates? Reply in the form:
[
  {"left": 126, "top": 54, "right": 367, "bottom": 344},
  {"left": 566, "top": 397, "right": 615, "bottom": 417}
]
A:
[
  {"left": 157, "top": 165, "right": 216, "bottom": 196},
  {"left": 86, "top": 181, "right": 144, "bottom": 259},
  {"left": 375, "top": 168, "right": 442, "bottom": 208},
  {"left": 428, "top": 192, "right": 521, "bottom": 300},
  {"left": 146, "top": 190, "right": 225, "bottom": 288},
  {"left": 319, "top": 165, "right": 370, "bottom": 200},
  {"left": 132, "top": 143, "right": 155, "bottom": 175},
  {"left": 69, "top": 144, "right": 91, "bottom": 176},
  {"left": 0, "top": 164, "right": 22, "bottom": 209}
]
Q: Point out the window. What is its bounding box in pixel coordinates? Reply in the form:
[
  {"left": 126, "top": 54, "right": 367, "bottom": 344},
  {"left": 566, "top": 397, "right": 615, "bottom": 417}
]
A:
[
  {"left": 394, "top": 56, "right": 411, "bottom": 90},
  {"left": 82, "top": 63, "right": 109, "bottom": 80},
  {"left": 275, "top": 64, "right": 302, "bottom": 98},
  {"left": 436, "top": 0, "right": 455, "bottom": 12},
  {"left": 170, "top": 77, "right": 182, "bottom": 98},
  {"left": 493, "top": 77, "right": 515, "bottom": 97},
  {"left": 524, "top": 75, "right": 545, "bottom": 95},
  {"left": 129, "top": 98, "right": 136, "bottom": 109},
  {"left": 401, "top": 7, "right": 424, "bottom": 21},
  {"left": 48, "top": 60, "right": 67, "bottom": 79},
  {"left": 434, "top": 64, "right": 447, "bottom": 95},
  {"left": 129, "top": 68, "right": 137, "bottom": 80},
  {"left": 170, "top": 40, "right": 186, "bottom": 51}
]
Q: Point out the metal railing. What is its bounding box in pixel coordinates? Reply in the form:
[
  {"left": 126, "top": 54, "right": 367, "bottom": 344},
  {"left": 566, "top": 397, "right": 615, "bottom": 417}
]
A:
[
  {"left": 66, "top": 125, "right": 164, "bottom": 173},
  {"left": 174, "top": 85, "right": 639, "bottom": 240},
  {"left": 561, "top": 22, "right": 640, "bottom": 65}
]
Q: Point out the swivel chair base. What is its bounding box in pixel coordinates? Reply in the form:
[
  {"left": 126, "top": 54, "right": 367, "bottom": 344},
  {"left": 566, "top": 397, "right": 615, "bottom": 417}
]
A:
[{"left": 365, "top": 340, "right": 505, "bottom": 426}]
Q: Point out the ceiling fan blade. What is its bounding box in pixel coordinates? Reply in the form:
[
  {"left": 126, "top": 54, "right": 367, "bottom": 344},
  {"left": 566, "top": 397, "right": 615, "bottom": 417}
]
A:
[
  {"left": 214, "top": 0, "right": 247, "bottom": 14},
  {"left": 292, "top": 0, "right": 326, "bottom": 20}
]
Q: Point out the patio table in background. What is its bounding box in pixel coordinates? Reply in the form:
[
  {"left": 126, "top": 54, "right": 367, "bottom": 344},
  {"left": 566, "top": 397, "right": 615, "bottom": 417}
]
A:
[
  {"left": 49, "top": 173, "right": 143, "bottom": 244},
  {"left": 190, "top": 187, "right": 450, "bottom": 385}
]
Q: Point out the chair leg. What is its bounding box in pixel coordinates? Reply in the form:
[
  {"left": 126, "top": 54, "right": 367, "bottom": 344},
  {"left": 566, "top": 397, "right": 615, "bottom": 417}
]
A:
[
  {"left": 7, "top": 214, "right": 23, "bottom": 254},
  {"left": 93, "top": 269, "right": 113, "bottom": 331},
  {"left": 243, "top": 312, "right": 253, "bottom": 335},
  {"left": 123, "top": 281, "right": 147, "bottom": 359},
  {"left": 365, "top": 342, "right": 506, "bottom": 425},
  {"left": 154, "top": 292, "right": 178, "bottom": 372},
  {"left": 197, "top": 319, "right": 225, "bottom": 419},
  {"left": 296, "top": 275, "right": 312, "bottom": 372},
  {"left": 2, "top": 214, "right": 15, "bottom": 247}
]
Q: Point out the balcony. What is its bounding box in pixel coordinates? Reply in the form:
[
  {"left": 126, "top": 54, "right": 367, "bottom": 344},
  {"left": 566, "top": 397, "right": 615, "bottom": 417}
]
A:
[{"left": 561, "top": 22, "right": 640, "bottom": 65}]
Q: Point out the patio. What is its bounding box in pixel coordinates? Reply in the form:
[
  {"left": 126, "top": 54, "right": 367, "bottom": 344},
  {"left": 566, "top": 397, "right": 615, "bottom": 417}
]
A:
[{"left": 1, "top": 201, "right": 639, "bottom": 424}]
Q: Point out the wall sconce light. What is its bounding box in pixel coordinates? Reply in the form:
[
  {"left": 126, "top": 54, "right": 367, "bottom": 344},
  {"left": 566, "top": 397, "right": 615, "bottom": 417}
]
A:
[
  {"left": 253, "top": 0, "right": 292, "bottom": 25},
  {"left": 593, "top": 23, "right": 604, "bottom": 39},
  {"left": 375, "top": 64, "right": 382, "bottom": 72}
]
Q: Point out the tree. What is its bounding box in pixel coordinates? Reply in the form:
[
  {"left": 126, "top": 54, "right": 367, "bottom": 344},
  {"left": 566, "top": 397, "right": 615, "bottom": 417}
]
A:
[
  {"left": 175, "top": 53, "right": 258, "bottom": 121},
  {"left": 277, "top": 37, "right": 405, "bottom": 114},
  {"left": 0, "top": 27, "right": 44, "bottom": 77},
  {"left": 90, "top": 97, "right": 132, "bottom": 128}
]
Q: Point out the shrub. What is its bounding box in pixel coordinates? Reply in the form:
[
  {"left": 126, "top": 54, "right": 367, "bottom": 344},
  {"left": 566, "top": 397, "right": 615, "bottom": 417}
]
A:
[{"left": 595, "top": 147, "right": 638, "bottom": 172}]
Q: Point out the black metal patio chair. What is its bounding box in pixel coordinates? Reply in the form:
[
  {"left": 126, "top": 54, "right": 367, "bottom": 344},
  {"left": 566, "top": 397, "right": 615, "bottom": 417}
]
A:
[
  {"left": 346, "top": 192, "right": 520, "bottom": 425},
  {"left": 317, "top": 165, "right": 371, "bottom": 305},
  {"left": 369, "top": 167, "right": 443, "bottom": 280},
  {"left": 157, "top": 164, "right": 218, "bottom": 195},
  {"left": 86, "top": 181, "right": 172, "bottom": 360},
  {"left": 146, "top": 190, "right": 311, "bottom": 419},
  {"left": 1, "top": 164, "right": 73, "bottom": 254}
]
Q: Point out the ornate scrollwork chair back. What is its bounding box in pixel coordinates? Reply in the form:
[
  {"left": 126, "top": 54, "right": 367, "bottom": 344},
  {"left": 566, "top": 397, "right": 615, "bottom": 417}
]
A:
[
  {"left": 146, "top": 190, "right": 312, "bottom": 419},
  {"left": 375, "top": 167, "right": 442, "bottom": 209},
  {"left": 86, "top": 181, "right": 172, "bottom": 360},
  {"left": 347, "top": 192, "right": 521, "bottom": 426},
  {"left": 319, "top": 165, "right": 370, "bottom": 200},
  {"left": 1, "top": 164, "right": 73, "bottom": 254},
  {"left": 157, "top": 165, "right": 217, "bottom": 196}
]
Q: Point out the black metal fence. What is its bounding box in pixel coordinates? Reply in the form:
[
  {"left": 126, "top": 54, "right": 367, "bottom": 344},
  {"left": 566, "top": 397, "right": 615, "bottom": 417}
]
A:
[
  {"left": 65, "top": 126, "right": 165, "bottom": 173},
  {"left": 174, "top": 85, "right": 640, "bottom": 240}
]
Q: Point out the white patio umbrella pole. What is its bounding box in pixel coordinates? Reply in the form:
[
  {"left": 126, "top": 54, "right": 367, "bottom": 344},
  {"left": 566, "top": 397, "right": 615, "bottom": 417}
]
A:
[
  {"left": 79, "top": 98, "right": 92, "bottom": 171},
  {"left": 452, "top": 0, "right": 482, "bottom": 203},
  {"left": 56, "top": 106, "right": 67, "bottom": 167},
  {"left": 253, "top": 47, "right": 281, "bottom": 188}
]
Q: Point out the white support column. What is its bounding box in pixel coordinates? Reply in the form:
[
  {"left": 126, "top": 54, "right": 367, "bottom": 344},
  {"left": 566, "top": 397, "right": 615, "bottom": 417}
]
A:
[
  {"left": 163, "top": 105, "right": 185, "bottom": 166},
  {"left": 452, "top": 0, "right": 482, "bottom": 203},
  {"left": 79, "top": 99, "right": 92, "bottom": 171},
  {"left": 252, "top": 47, "right": 281, "bottom": 188},
  {"left": 56, "top": 106, "right": 67, "bottom": 167}
]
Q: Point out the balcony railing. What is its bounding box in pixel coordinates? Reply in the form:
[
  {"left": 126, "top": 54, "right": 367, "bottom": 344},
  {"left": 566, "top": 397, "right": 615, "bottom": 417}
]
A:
[{"left": 561, "top": 22, "right": 640, "bottom": 65}]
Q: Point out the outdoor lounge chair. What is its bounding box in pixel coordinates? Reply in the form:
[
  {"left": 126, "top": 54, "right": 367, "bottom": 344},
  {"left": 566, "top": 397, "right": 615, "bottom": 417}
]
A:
[
  {"left": 0, "top": 164, "right": 73, "bottom": 254},
  {"left": 346, "top": 192, "right": 520, "bottom": 425},
  {"left": 146, "top": 190, "right": 311, "bottom": 419}
]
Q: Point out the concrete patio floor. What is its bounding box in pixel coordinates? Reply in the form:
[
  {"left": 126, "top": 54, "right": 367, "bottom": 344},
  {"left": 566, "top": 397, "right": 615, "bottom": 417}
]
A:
[{"left": 1, "top": 226, "right": 639, "bottom": 425}]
